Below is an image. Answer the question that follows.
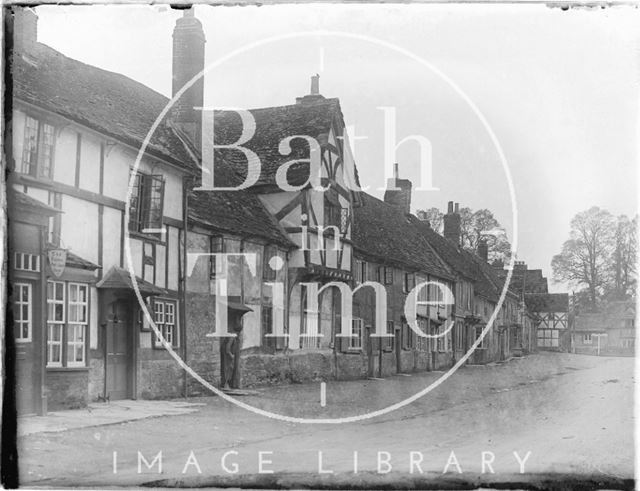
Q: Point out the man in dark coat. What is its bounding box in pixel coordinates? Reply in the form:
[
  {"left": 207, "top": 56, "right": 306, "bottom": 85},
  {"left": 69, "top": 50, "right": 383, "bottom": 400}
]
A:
[{"left": 220, "top": 300, "right": 252, "bottom": 390}]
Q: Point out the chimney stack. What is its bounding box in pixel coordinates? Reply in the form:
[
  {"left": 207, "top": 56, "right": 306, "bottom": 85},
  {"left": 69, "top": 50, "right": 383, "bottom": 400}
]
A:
[
  {"left": 296, "top": 74, "right": 325, "bottom": 105},
  {"left": 416, "top": 210, "right": 431, "bottom": 228},
  {"left": 477, "top": 239, "right": 489, "bottom": 263},
  {"left": 383, "top": 163, "right": 412, "bottom": 215},
  {"left": 13, "top": 7, "right": 38, "bottom": 53},
  {"left": 172, "top": 8, "right": 206, "bottom": 149},
  {"left": 443, "top": 201, "right": 461, "bottom": 246}
]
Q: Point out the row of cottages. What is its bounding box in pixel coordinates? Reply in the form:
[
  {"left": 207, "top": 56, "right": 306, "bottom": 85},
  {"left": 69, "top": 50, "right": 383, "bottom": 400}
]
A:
[
  {"left": 572, "top": 300, "right": 636, "bottom": 356},
  {"left": 8, "top": 8, "right": 541, "bottom": 415}
]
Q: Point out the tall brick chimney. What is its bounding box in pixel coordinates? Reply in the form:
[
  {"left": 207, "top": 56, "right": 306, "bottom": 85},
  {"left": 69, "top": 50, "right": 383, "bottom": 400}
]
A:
[
  {"left": 477, "top": 239, "right": 489, "bottom": 263},
  {"left": 383, "top": 163, "right": 412, "bottom": 215},
  {"left": 13, "top": 7, "right": 38, "bottom": 53},
  {"left": 443, "top": 201, "right": 461, "bottom": 246},
  {"left": 172, "top": 8, "right": 205, "bottom": 149}
]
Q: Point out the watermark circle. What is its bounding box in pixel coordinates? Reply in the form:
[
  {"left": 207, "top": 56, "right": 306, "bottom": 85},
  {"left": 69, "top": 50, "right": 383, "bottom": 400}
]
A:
[{"left": 125, "top": 29, "right": 518, "bottom": 424}]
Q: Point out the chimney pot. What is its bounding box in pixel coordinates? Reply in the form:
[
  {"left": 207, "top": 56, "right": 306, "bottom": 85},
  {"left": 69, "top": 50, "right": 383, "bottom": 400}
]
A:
[
  {"left": 454, "top": 203, "right": 459, "bottom": 213},
  {"left": 447, "top": 201, "right": 454, "bottom": 214},
  {"left": 444, "top": 201, "right": 461, "bottom": 245},
  {"left": 310, "top": 74, "right": 320, "bottom": 95}
]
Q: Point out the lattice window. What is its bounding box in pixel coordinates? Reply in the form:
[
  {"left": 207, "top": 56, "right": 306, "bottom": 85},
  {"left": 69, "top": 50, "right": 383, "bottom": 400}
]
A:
[{"left": 128, "top": 172, "right": 165, "bottom": 237}]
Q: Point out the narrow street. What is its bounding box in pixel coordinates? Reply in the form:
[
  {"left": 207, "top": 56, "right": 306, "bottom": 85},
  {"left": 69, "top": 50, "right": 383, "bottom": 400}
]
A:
[{"left": 18, "top": 352, "right": 634, "bottom": 488}]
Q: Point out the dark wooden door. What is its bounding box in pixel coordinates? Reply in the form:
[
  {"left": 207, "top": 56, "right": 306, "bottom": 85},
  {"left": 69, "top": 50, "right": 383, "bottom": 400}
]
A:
[
  {"left": 106, "top": 301, "right": 132, "bottom": 400},
  {"left": 14, "top": 280, "right": 38, "bottom": 415}
]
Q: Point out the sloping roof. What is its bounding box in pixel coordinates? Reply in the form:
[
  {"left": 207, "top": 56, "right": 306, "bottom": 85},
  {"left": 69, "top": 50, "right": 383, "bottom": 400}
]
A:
[
  {"left": 213, "top": 97, "right": 341, "bottom": 189},
  {"left": 9, "top": 189, "right": 60, "bottom": 215},
  {"left": 408, "top": 217, "right": 478, "bottom": 282},
  {"left": 525, "top": 293, "right": 569, "bottom": 313},
  {"left": 352, "top": 193, "right": 453, "bottom": 280},
  {"left": 46, "top": 243, "right": 100, "bottom": 271},
  {"left": 494, "top": 268, "right": 549, "bottom": 295},
  {"left": 13, "top": 43, "right": 196, "bottom": 172},
  {"left": 188, "top": 184, "right": 295, "bottom": 249},
  {"left": 573, "top": 313, "right": 607, "bottom": 332},
  {"left": 97, "top": 266, "right": 166, "bottom": 296}
]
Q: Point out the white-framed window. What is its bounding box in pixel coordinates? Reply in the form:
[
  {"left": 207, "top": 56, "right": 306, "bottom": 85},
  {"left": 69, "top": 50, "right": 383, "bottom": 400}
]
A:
[
  {"left": 21, "top": 115, "right": 55, "bottom": 178},
  {"left": 622, "top": 339, "right": 635, "bottom": 348},
  {"left": 349, "top": 318, "right": 363, "bottom": 350},
  {"left": 13, "top": 283, "right": 32, "bottom": 342},
  {"left": 583, "top": 333, "right": 592, "bottom": 345},
  {"left": 153, "top": 298, "right": 179, "bottom": 348},
  {"left": 67, "top": 283, "right": 88, "bottom": 366},
  {"left": 47, "top": 281, "right": 65, "bottom": 367},
  {"left": 46, "top": 281, "right": 89, "bottom": 367},
  {"left": 14, "top": 252, "right": 40, "bottom": 272}
]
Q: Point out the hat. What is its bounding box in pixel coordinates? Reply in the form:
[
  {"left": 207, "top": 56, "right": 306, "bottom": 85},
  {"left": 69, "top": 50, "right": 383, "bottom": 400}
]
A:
[{"left": 220, "top": 296, "right": 253, "bottom": 315}]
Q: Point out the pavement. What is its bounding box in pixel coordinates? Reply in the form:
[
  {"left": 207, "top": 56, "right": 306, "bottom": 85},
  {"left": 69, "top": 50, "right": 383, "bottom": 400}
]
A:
[
  {"left": 17, "top": 399, "right": 205, "bottom": 437},
  {"left": 14, "top": 352, "right": 635, "bottom": 488}
]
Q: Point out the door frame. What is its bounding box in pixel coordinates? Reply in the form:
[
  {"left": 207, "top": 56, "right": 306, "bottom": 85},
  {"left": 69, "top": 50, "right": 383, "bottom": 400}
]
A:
[{"left": 103, "top": 294, "right": 137, "bottom": 400}]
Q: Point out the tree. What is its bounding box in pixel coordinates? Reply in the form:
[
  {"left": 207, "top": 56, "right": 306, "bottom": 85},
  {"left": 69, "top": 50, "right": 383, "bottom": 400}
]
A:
[
  {"left": 416, "top": 206, "right": 512, "bottom": 262},
  {"left": 461, "top": 208, "right": 512, "bottom": 263},
  {"left": 609, "top": 214, "right": 637, "bottom": 299},
  {"left": 552, "top": 207, "right": 615, "bottom": 310},
  {"left": 415, "top": 207, "right": 444, "bottom": 233}
]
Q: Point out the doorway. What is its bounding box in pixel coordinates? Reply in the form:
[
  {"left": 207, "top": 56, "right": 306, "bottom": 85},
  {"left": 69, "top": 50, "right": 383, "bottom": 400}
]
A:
[{"left": 105, "top": 300, "right": 133, "bottom": 400}]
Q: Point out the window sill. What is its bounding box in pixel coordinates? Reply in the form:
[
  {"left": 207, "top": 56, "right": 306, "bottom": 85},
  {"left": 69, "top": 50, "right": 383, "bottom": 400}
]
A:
[
  {"left": 128, "top": 230, "right": 166, "bottom": 244},
  {"left": 345, "top": 348, "right": 362, "bottom": 354},
  {"left": 46, "top": 366, "right": 89, "bottom": 372}
]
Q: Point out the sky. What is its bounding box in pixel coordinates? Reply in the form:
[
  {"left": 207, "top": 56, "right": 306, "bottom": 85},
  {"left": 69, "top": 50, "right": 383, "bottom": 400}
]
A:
[{"left": 35, "top": 3, "right": 639, "bottom": 292}]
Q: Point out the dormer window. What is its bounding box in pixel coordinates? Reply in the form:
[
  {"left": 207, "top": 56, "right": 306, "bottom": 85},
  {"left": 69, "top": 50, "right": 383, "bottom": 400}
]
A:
[
  {"left": 21, "top": 115, "right": 55, "bottom": 178},
  {"left": 129, "top": 171, "right": 165, "bottom": 239}
]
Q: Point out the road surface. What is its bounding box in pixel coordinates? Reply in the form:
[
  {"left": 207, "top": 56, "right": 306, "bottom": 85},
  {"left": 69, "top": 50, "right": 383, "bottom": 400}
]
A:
[{"left": 17, "top": 352, "right": 635, "bottom": 488}]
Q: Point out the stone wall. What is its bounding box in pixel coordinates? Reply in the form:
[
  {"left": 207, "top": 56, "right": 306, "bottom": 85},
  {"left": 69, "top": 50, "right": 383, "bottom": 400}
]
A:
[
  {"left": 88, "top": 356, "right": 104, "bottom": 402},
  {"left": 185, "top": 291, "right": 220, "bottom": 395},
  {"left": 45, "top": 370, "right": 88, "bottom": 410}
]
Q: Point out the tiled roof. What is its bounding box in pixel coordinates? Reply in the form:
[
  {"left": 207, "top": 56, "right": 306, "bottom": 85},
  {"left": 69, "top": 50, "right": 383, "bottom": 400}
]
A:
[
  {"left": 494, "top": 268, "right": 549, "bottom": 295},
  {"left": 45, "top": 243, "right": 99, "bottom": 271},
  {"left": 13, "top": 44, "right": 196, "bottom": 172},
  {"left": 96, "top": 266, "right": 166, "bottom": 296},
  {"left": 188, "top": 170, "right": 295, "bottom": 249},
  {"left": 352, "top": 193, "right": 453, "bottom": 280},
  {"left": 409, "top": 217, "right": 477, "bottom": 281},
  {"left": 9, "top": 189, "right": 60, "bottom": 215},
  {"left": 213, "top": 98, "right": 341, "bottom": 190},
  {"left": 525, "top": 293, "right": 569, "bottom": 313},
  {"left": 573, "top": 313, "right": 607, "bottom": 332}
]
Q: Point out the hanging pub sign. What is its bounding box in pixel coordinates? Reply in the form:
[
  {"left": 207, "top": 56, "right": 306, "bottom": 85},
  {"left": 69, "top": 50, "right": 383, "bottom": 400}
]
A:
[{"left": 48, "top": 249, "right": 67, "bottom": 278}]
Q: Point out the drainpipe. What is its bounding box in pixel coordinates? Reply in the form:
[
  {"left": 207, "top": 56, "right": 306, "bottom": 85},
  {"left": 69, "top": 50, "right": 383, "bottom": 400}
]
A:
[
  {"left": 181, "top": 176, "right": 190, "bottom": 398},
  {"left": 39, "top": 227, "right": 47, "bottom": 415}
]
